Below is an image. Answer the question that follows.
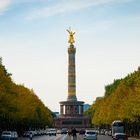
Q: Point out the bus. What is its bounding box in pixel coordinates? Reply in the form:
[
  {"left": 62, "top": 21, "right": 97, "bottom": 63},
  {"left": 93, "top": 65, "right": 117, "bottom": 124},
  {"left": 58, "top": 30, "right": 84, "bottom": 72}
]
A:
[{"left": 111, "top": 120, "right": 125, "bottom": 136}]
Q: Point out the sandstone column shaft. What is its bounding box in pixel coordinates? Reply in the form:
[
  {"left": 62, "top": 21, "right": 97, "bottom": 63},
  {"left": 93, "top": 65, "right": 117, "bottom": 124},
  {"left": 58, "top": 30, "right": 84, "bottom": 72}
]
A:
[{"left": 67, "top": 45, "right": 77, "bottom": 101}]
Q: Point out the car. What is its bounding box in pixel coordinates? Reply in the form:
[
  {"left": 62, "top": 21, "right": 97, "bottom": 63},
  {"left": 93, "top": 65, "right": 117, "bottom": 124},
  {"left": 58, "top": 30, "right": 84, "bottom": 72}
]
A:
[
  {"left": 56, "top": 129, "right": 61, "bottom": 134},
  {"left": 105, "top": 130, "right": 111, "bottom": 136},
  {"left": 113, "top": 133, "right": 128, "bottom": 140},
  {"left": 84, "top": 130, "right": 97, "bottom": 140},
  {"left": 61, "top": 128, "right": 67, "bottom": 134},
  {"left": 100, "top": 129, "right": 105, "bottom": 135},
  {"left": 1, "top": 131, "right": 13, "bottom": 140},
  {"left": 12, "top": 132, "right": 18, "bottom": 140},
  {"left": 1, "top": 131, "right": 18, "bottom": 140},
  {"left": 49, "top": 129, "right": 56, "bottom": 136},
  {"left": 79, "top": 129, "right": 85, "bottom": 135}
]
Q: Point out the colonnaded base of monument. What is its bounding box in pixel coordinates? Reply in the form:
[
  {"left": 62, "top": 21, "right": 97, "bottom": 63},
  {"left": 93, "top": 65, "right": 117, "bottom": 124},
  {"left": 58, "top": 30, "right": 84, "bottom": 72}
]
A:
[{"left": 54, "top": 99, "right": 90, "bottom": 128}]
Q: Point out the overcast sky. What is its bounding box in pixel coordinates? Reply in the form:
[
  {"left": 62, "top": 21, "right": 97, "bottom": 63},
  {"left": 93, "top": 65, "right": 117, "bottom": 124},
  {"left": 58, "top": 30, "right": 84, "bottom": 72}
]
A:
[{"left": 0, "top": 0, "right": 140, "bottom": 112}]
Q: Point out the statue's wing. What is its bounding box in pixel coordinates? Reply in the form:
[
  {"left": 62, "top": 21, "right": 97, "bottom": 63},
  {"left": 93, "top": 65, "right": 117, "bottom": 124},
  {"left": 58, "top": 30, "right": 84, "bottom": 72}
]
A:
[{"left": 66, "top": 29, "right": 70, "bottom": 33}]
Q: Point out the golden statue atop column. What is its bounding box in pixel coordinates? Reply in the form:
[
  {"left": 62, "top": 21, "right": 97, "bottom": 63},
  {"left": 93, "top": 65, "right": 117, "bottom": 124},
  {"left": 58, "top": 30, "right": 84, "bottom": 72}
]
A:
[{"left": 66, "top": 28, "right": 75, "bottom": 45}]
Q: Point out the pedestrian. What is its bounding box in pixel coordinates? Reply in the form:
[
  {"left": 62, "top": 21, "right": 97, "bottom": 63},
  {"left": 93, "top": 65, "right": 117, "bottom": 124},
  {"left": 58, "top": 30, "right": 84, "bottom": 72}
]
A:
[
  {"left": 71, "top": 128, "right": 77, "bottom": 140},
  {"left": 68, "top": 130, "right": 71, "bottom": 136},
  {"left": 29, "top": 132, "right": 33, "bottom": 140}
]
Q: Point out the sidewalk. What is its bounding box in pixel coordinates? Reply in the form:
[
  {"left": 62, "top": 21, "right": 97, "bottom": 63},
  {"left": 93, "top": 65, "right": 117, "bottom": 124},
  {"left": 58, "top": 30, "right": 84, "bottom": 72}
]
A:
[{"left": 129, "top": 137, "right": 140, "bottom": 140}]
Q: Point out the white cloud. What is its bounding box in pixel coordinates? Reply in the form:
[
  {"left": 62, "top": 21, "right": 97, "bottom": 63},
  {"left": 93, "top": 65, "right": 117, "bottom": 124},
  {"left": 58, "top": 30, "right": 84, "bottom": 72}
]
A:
[
  {"left": 0, "top": 0, "right": 11, "bottom": 15},
  {"left": 26, "top": 0, "right": 134, "bottom": 20}
]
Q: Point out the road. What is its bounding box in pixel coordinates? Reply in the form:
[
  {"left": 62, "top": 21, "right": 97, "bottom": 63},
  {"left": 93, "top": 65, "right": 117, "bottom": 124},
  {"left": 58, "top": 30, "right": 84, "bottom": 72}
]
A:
[
  {"left": 19, "top": 135, "right": 67, "bottom": 140},
  {"left": 19, "top": 134, "right": 112, "bottom": 140},
  {"left": 77, "top": 134, "right": 112, "bottom": 140},
  {"left": 19, "top": 134, "right": 140, "bottom": 140}
]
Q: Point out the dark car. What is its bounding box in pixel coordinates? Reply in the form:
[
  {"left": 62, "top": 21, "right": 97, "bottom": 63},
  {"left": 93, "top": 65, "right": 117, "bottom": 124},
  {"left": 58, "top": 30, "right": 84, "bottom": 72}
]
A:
[
  {"left": 79, "top": 129, "right": 85, "bottom": 135},
  {"left": 61, "top": 128, "right": 67, "bottom": 134},
  {"left": 113, "top": 133, "right": 128, "bottom": 140}
]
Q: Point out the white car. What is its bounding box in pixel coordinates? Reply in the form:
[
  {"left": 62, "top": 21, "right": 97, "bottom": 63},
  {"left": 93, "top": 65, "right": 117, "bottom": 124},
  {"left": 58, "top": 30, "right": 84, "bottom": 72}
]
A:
[
  {"left": 49, "top": 129, "right": 56, "bottom": 136},
  {"left": 1, "top": 131, "right": 18, "bottom": 140},
  {"left": 12, "top": 132, "right": 18, "bottom": 140},
  {"left": 84, "top": 130, "right": 97, "bottom": 140}
]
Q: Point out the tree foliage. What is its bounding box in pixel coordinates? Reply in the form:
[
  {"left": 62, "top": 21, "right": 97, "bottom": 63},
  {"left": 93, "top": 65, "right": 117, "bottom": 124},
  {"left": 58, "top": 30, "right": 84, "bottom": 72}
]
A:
[
  {"left": 85, "top": 67, "right": 140, "bottom": 126},
  {"left": 0, "top": 58, "right": 53, "bottom": 133}
]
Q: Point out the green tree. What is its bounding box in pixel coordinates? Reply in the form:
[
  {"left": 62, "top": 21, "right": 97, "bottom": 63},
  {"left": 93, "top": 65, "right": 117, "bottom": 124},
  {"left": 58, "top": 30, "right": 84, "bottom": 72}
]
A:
[{"left": 0, "top": 58, "right": 53, "bottom": 133}]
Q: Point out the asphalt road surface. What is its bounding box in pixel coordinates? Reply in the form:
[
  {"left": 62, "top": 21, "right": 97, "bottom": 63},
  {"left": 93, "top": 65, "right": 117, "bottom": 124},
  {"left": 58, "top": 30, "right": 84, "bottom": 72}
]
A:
[
  {"left": 19, "top": 134, "right": 112, "bottom": 140},
  {"left": 77, "top": 134, "right": 112, "bottom": 140}
]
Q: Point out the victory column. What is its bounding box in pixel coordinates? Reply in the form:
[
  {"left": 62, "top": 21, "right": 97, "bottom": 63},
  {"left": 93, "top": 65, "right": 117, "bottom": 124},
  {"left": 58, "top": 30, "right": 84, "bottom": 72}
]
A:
[
  {"left": 66, "top": 28, "right": 77, "bottom": 101},
  {"left": 53, "top": 29, "right": 90, "bottom": 128}
]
